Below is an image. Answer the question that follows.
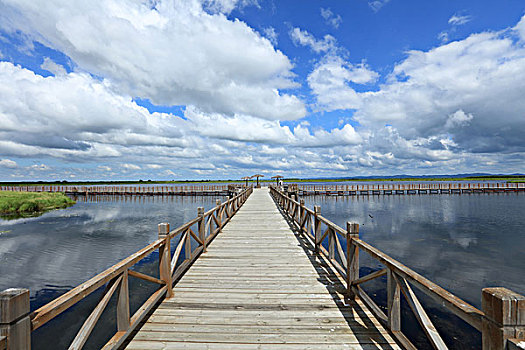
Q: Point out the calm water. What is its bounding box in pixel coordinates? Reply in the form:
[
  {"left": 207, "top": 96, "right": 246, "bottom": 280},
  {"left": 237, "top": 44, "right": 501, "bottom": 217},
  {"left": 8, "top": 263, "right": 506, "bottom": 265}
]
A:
[
  {"left": 1, "top": 191, "right": 523, "bottom": 349},
  {"left": 304, "top": 192, "right": 525, "bottom": 349},
  {"left": 0, "top": 195, "right": 225, "bottom": 349}
]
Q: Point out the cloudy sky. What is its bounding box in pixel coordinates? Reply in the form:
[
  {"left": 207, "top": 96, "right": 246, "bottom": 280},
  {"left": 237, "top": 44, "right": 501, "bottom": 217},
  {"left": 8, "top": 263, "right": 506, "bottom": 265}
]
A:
[{"left": 0, "top": 0, "right": 524, "bottom": 180}]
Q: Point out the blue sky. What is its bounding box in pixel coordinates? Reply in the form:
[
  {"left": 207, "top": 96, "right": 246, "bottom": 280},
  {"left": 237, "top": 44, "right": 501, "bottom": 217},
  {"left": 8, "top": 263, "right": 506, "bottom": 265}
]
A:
[{"left": 0, "top": 0, "right": 524, "bottom": 180}]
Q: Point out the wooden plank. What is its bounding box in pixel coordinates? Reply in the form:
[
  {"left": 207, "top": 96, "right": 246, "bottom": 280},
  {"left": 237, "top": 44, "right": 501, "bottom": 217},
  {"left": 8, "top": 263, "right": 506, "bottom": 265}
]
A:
[
  {"left": 387, "top": 269, "right": 401, "bottom": 332},
  {"left": 352, "top": 268, "right": 386, "bottom": 286},
  {"left": 131, "top": 329, "right": 395, "bottom": 343},
  {"left": 125, "top": 189, "right": 399, "bottom": 350},
  {"left": 394, "top": 273, "right": 448, "bottom": 350},
  {"left": 69, "top": 275, "right": 122, "bottom": 350},
  {"left": 126, "top": 341, "right": 396, "bottom": 350},
  {"left": 128, "top": 269, "right": 165, "bottom": 286},
  {"left": 117, "top": 270, "right": 130, "bottom": 332}
]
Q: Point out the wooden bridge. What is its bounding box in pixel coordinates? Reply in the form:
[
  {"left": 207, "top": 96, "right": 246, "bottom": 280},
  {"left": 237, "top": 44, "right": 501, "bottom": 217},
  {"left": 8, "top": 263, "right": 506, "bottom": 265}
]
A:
[
  {"left": 1, "top": 187, "right": 524, "bottom": 350},
  {"left": 295, "top": 182, "right": 525, "bottom": 196},
  {"left": 0, "top": 185, "right": 236, "bottom": 196}
]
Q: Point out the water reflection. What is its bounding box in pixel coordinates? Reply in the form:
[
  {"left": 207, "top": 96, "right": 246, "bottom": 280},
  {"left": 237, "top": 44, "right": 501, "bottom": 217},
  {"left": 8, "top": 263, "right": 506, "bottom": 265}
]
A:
[
  {"left": 305, "top": 192, "right": 525, "bottom": 349},
  {"left": 0, "top": 195, "right": 225, "bottom": 302}
]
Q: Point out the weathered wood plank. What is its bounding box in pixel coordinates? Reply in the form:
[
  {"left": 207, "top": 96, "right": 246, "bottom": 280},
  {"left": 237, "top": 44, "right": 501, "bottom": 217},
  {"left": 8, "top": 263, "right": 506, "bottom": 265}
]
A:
[{"left": 125, "top": 189, "right": 400, "bottom": 350}]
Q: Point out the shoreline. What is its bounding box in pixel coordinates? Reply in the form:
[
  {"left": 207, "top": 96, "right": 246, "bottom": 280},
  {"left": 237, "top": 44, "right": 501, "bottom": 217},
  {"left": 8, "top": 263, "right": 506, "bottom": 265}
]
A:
[{"left": 0, "top": 175, "right": 524, "bottom": 186}]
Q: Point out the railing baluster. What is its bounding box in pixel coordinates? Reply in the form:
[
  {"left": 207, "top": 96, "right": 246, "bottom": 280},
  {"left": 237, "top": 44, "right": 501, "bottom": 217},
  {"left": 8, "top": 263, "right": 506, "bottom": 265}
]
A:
[
  {"left": 314, "top": 206, "right": 321, "bottom": 253},
  {"left": 117, "top": 269, "right": 130, "bottom": 332},
  {"left": 158, "top": 223, "right": 173, "bottom": 298},
  {"left": 393, "top": 273, "right": 448, "bottom": 349},
  {"left": 328, "top": 228, "right": 335, "bottom": 260},
  {"left": 69, "top": 275, "right": 123, "bottom": 350},
  {"left": 198, "top": 207, "right": 206, "bottom": 252},
  {"left": 185, "top": 228, "right": 192, "bottom": 262},
  {"left": 346, "top": 222, "right": 359, "bottom": 300},
  {"left": 387, "top": 269, "right": 401, "bottom": 332},
  {"left": 215, "top": 199, "right": 222, "bottom": 228}
]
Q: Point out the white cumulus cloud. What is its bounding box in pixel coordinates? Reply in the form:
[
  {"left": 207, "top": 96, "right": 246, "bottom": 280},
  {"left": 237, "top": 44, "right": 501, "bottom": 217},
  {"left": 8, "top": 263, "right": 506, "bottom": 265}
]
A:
[
  {"left": 0, "top": 0, "right": 305, "bottom": 121},
  {"left": 308, "top": 56, "right": 379, "bottom": 111}
]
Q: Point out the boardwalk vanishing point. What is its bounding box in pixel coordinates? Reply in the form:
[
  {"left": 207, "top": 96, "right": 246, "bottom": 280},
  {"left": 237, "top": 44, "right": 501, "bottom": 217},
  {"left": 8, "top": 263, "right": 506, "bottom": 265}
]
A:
[
  {"left": 1, "top": 186, "right": 524, "bottom": 350},
  {"left": 125, "top": 188, "right": 399, "bottom": 349}
]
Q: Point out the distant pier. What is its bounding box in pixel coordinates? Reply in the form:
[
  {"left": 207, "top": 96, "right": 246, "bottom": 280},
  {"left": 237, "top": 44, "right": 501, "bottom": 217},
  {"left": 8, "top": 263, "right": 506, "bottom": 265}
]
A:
[
  {"left": 0, "top": 185, "right": 240, "bottom": 196},
  {"left": 1, "top": 182, "right": 524, "bottom": 198},
  {"left": 294, "top": 182, "right": 525, "bottom": 196}
]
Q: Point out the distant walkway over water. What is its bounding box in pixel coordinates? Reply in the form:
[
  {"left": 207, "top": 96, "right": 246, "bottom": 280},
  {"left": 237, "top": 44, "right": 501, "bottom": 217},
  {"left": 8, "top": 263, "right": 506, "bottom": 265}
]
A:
[
  {"left": 295, "top": 182, "right": 525, "bottom": 196},
  {"left": 1, "top": 182, "right": 524, "bottom": 197},
  {"left": 1, "top": 187, "right": 524, "bottom": 350}
]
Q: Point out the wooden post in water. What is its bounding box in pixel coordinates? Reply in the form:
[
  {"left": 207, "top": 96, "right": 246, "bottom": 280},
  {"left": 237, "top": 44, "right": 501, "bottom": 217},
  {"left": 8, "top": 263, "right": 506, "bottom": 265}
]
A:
[
  {"left": 198, "top": 207, "right": 206, "bottom": 252},
  {"left": 0, "top": 288, "right": 31, "bottom": 350},
  {"left": 482, "top": 287, "right": 525, "bottom": 350},
  {"left": 158, "top": 223, "right": 173, "bottom": 298},
  {"left": 314, "top": 206, "right": 321, "bottom": 253},
  {"left": 346, "top": 223, "right": 359, "bottom": 301}
]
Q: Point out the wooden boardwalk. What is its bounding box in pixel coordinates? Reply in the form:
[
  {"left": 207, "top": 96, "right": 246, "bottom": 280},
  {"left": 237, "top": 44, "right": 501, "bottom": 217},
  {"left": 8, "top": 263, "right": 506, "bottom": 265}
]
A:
[{"left": 125, "top": 188, "right": 400, "bottom": 349}]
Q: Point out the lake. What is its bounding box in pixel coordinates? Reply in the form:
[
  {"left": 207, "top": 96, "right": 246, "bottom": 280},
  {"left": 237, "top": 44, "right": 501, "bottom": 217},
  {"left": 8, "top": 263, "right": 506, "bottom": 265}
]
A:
[
  {"left": 0, "top": 194, "right": 226, "bottom": 349},
  {"left": 0, "top": 191, "right": 523, "bottom": 349},
  {"left": 304, "top": 191, "right": 525, "bottom": 349}
]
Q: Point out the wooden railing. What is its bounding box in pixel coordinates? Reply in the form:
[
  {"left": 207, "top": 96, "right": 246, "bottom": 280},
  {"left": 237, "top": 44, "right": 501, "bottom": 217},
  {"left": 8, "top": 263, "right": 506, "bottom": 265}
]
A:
[
  {"left": 269, "top": 186, "right": 525, "bottom": 350},
  {"left": 0, "top": 184, "right": 233, "bottom": 195},
  {"left": 297, "top": 182, "right": 525, "bottom": 192},
  {"left": 0, "top": 186, "right": 252, "bottom": 350}
]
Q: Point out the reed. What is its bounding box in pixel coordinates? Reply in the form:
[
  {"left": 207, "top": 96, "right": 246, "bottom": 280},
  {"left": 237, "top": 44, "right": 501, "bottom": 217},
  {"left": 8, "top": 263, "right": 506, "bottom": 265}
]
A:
[{"left": 0, "top": 191, "right": 75, "bottom": 215}]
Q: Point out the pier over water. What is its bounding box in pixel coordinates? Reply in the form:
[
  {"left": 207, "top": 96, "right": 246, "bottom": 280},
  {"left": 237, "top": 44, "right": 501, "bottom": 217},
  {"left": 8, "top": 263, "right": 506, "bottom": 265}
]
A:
[{"left": 0, "top": 187, "right": 523, "bottom": 349}]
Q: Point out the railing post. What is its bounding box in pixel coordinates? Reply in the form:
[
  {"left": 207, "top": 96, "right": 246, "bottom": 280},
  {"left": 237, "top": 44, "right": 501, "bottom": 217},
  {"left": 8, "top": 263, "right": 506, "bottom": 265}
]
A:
[
  {"left": 328, "top": 228, "right": 335, "bottom": 260},
  {"left": 482, "top": 288, "right": 525, "bottom": 350},
  {"left": 299, "top": 199, "right": 305, "bottom": 230},
  {"left": 387, "top": 269, "right": 401, "bottom": 332},
  {"left": 117, "top": 270, "right": 130, "bottom": 331},
  {"left": 314, "top": 206, "right": 321, "bottom": 253},
  {"left": 158, "top": 223, "right": 173, "bottom": 298},
  {"left": 198, "top": 207, "right": 206, "bottom": 252},
  {"left": 346, "top": 223, "right": 359, "bottom": 301},
  {"left": 215, "top": 199, "right": 222, "bottom": 228},
  {"left": 0, "top": 288, "right": 31, "bottom": 350}
]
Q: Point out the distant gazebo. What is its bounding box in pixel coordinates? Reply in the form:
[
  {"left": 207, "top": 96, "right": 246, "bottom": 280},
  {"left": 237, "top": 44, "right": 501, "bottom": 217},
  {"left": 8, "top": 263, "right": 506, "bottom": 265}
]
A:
[
  {"left": 252, "top": 174, "right": 264, "bottom": 188},
  {"left": 271, "top": 175, "right": 283, "bottom": 186}
]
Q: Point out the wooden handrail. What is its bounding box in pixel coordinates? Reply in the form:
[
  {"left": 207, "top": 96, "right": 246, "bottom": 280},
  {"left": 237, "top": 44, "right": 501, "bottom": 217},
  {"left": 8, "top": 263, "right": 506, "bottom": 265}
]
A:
[
  {"left": 269, "top": 185, "right": 525, "bottom": 350},
  {"left": 0, "top": 186, "right": 253, "bottom": 350},
  {"left": 353, "top": 237, "right": 484, "bottom": 331}
]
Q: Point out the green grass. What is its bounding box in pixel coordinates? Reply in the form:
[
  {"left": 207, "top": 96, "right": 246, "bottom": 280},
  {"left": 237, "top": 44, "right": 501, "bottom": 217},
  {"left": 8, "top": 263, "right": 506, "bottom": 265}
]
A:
[{"left": 0, "top": 191, "right": 75, "bottom": 215}]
